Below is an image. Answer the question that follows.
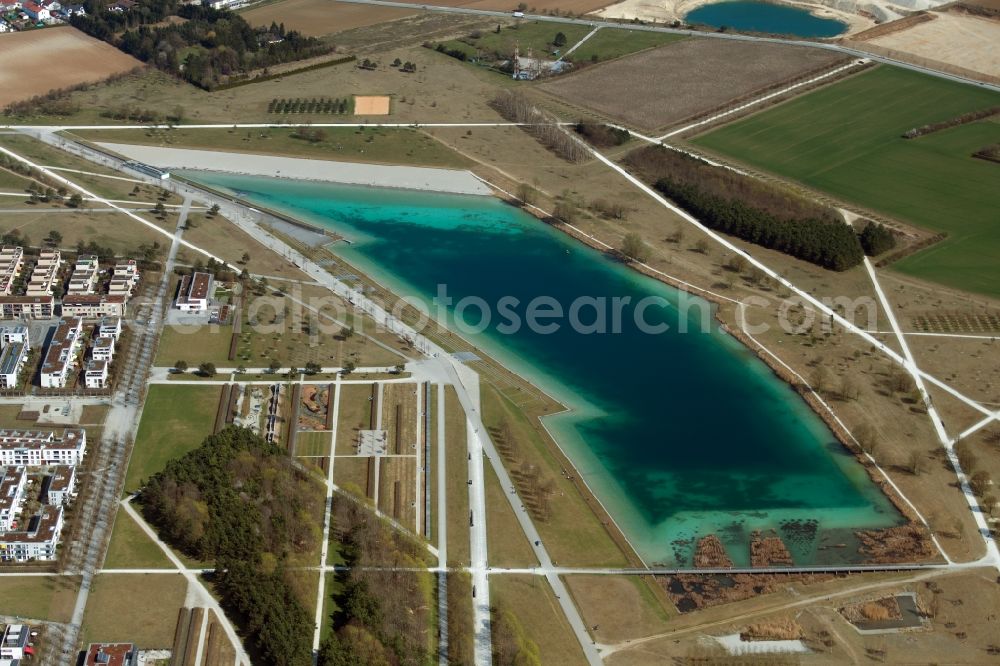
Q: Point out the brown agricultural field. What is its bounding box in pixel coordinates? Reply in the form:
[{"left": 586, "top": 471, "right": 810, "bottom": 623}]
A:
[
  {"left": 240, "top": 0, "right": 416, "bottom": 37},
  {"left": 0, "top": 27, "right": 141, "bottom": 107},
  {"left": 539, "top": 38, "right": 845, "bottom": 131}
]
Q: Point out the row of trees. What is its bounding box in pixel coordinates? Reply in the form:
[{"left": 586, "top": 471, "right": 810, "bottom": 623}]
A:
[
  {"left": 141, "top": 427, "right": 323, "bottom": 665},
  {"left": 626, "top": 147, "right": 866, "bottom": 271},
  {"left": 268, "top": 97, "right": 351, "bottom": 114},
  {"left": 491, "top": 91, "right": 587, "bottom": 162},
  {"left": 902, "top": 105, "right": 1000, "bottom": 139},
  {"left": 73, "top": 4, "right": 331, "bottom": 90}
]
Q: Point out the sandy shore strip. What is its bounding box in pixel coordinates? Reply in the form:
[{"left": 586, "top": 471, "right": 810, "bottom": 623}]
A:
[{"left": 95, "top": 142, "right": 492, "bottom": 196}]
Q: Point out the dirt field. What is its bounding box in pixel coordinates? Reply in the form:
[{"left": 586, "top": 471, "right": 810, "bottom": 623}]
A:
[
  {"left": 354, "top": 94, "right": 391, "bottom": 115},
  {"left": 241, "top": 0, "right": 416, "bottom": 37},
  {"left": 539, "top": 38, "right": 845, "bottom": 131},
  {"left": 424, "top": 0, "right": 617, "bottom": 15},
  {"left": 865, "top": 12, "right": 1000, "bottom": 80},
  {"left": 0, "top": 27, "right": 141, "bottom": 107}
]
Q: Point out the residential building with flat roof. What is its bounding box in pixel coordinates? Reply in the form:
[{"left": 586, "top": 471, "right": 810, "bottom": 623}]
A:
[
  {"left": 0, "top": 429, "right": 87, "bottom": 466},
  {"left": 0, "top": 341, "right": 27, "bottom": 390},
  {"left": 84, "top": 359, "right": 108, "bottom": 389},
  {"left": 0, "top": 624, "right": 30, "bottom": 661},
  {"left": 61, "top": 294, "right": 126, "bottom": 319},
  {"left": 40, "top": 318, "right": 83, "bottom": 388},
  {"left": 91, "top": 336, "right": 115, "bottom": 362},
  {"left": 98, "top": 317, "right": 122, "bottom": 340},
  {"left": 0, "top": 466, "right": 26, "bottom": 531},
  {"left": 175, "top": 272, "right": 212, "bottom": 311},
  {"left": 0, "top": 324, "right": 29, "bottom": 349},
  {"left": 84, "top": 643, "right": 139, "bottom": 666},
  {"left": 0, "top": 246, "right": 24, "bottom": 296},
  {"left": 41, "top": 465, "right": 76, "bottom": 505},
  {"left": 0, "top": 295, "right": 54, "bottom": 320},
  {"left": 0, "top": 505, "right": 63, "bottom": 561},
  {"left": 25, "top": 249, "right": 61, "bottom": 297}
]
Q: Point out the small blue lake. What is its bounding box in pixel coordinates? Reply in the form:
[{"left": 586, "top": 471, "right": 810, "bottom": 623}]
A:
[{"left": 686, "top": 0, "right": 847, "bottom": 38}]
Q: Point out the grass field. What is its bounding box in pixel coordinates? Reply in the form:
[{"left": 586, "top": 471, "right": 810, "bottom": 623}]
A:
[
  {"left": 296, "top": 429, "right": 332, "bottom": 456},
  {"left": 241, "top": 0, "right": 415, "bottom": 37},
  {"left": 485, "top": 461, "right": 538, "bottom": 567},
  {"left": 567, "top": 28, "right": 685, "bottom": 63},
  {"left": 82, "top": 573, "right": 187, "bottom": 647},
  {"left": 445, "top": 386, "right": 470, "bottom": 566},
  {"left": 103, "top": 508, "right": 173, "bottom": 569},
  {"left": 155, "top": 322, "right": 235, "bottom": 367},
  {"left": 490, "top": 575, "right": 587, "bottom": 666},
  {"left": 0, "top": 576, "right": 79, "bottom": 622},
  {"left": 124, "top": 384, "right": 222, "bottom": 492},
  {"left": 72, "top": 126, "right": 473, "bottom": 170},
  {"left": 694, "top": 66, "right": 1000, "bottom": 296}
]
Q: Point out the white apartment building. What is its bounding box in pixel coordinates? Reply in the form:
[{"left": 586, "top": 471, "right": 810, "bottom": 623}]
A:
[
  {"left": 0, "top": 505, "right": 63, "bottom": 562},
  {"left": 0, "top": 246, "right": 24, "bottom": 296},
  {"left": 91, "top": 336, "right": 115, "bottom": 362},
  {"left": 0, "top": 466, "right": 26, "bottom": 532},
  {"left": 40, "top": 318, "right": 83, "bottom": 388},
  {"left": 42, "top": 465, "right": 76, "bottom": 506},
  {"left": 84, "top": 359, "right": 108, "bottom": 389},
  {"left": 0, "top": 429, "right": 87, "bottom": 466}
]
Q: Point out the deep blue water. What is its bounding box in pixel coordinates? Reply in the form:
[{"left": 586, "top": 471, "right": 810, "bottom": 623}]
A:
[
  {"left": 190, "top": 173, "right": 900, "bottom": 565},
  {"left": 686, "top": 0, "right": 847, "bottom": 38}
]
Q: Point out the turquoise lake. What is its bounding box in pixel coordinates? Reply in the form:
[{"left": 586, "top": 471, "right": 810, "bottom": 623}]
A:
[
  {"left": 686, "top": 1, "right": 847, "bottom": 38},
  {"left": 191, "top": 172, "right": 901, "bottom": 566}
]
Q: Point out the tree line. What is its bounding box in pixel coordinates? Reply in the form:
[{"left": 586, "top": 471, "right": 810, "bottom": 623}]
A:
[
  {"left": 491, "top": 91, "right": 587, "bottom": 162},
  {"left": 72, "top": 3, "right": 331, "bottom": 90},
  {"left": 625, "top": 146, "right": 867, "bottom": 271},
  {"left": 141, "top": 427, "right": 324, "bottom": 666},
  {"left": 902, "top": 105, "right": 1000, "bottom": 139},
  {"left": 269, "top": 97, "right": 351, "bottom": 114}
]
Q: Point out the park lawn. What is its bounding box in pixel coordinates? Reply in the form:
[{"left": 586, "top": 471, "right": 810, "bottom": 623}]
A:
[
  {"left": 0, "top": 167, "right": 33, "bottom": 190},
  {"left": 124, "top": 384, "right": 222, "bottom": 492},
  {"left": 71, "top": 126, "right": 473, "bottom": 170},
  {"left": 480, "top": 383, "right": 628, "bottom": 567},
  {"left": 295, "top": 429, "right": 331, "bottom": 456},
  {"left": 0, "top": 576, "right": 79, "bottom": 622},
  {"left": 103, "top": 507, "right": 173, "bottom": 569},
  {"left": 444, "top": 386, "right": 470, "bottom": 567},
  {"left": 485, "top": 461, "right": 538, "bottom": 568},
  {"left": 0, "top": 209, "right": 168, "bottom": 258},
  {"left": 335, "top": 383, "right": 374, "bottom": 456},
  {"left": 82, "top": 573, "right": 187, "bottom": 647},
  {"left": 490, "top": 575, "right": 587, "bottom": 666},
  {"left": 693, "top": 65, "right": 1000, "bottom": 296},
  {"left": 333, "top": 456, "right": 371, "bottom": 500},
  {"left": 567, "top": 29, "right": 686, "bottom": 63},
  {"left": 155, "top": 322, "right": 235, "bottom": 367}
]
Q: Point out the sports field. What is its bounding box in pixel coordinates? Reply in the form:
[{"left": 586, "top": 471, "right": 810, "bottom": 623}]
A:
[{"left": 694, "top": 66, "right": 1000, "bottom": 296}]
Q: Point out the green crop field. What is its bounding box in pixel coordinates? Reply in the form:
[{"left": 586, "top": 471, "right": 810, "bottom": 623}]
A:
[
  {"left": 694, "top": 66, "right": 1000, "bottom": 297},
  {"left": 566, "top": 29, "right": 685, "bottom": 63}
]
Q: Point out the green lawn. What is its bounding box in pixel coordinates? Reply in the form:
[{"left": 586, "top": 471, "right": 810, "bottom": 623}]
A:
[
  {"left": 464, "top": 21, "right": 591, "bottom": 60},
  {"left": 0, "top": 576, "right": 79, "bottom": 622},
  {"left": 296, "top": 429, "right": 332, "bottom": 456},
  {"left": 82, "top": 574, "right": 187, "bottom": 647},
  {"left": 567, "top": 29, "right": 685, "bottom": 63},
  {"left": 694, "top": 65, "right": 1000, "bottom": 296},
  {"left": 155, "top": 321, "right": 234, "bottom": 366},
  {"left": 103, "top": 508, "right": 173, "bottom": 569},
  {"left": 124, "top": 384, "right": 222, "bottom": 492},
  {"left": 71, "top": 126, "right": 472, "bottom": 170}
]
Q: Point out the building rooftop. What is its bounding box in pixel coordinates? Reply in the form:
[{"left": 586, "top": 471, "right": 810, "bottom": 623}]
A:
[
  {"left": 41, "top": 318, "right": 82, "bottom": 377},
  {"left": 84, "top": 643, "right": 137, "bottom": 666},
  {"left": 0, "top": 504, "right": 61, "bottom": 544},
  {"left": 0, "top": 466, "right": 25, "bottom": 515},
  {"left": 0, "top": 428, "right": 85, "bottom": 451},
  {"left": 0, "top": 342, "right": 25, "bottom": 377}
]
